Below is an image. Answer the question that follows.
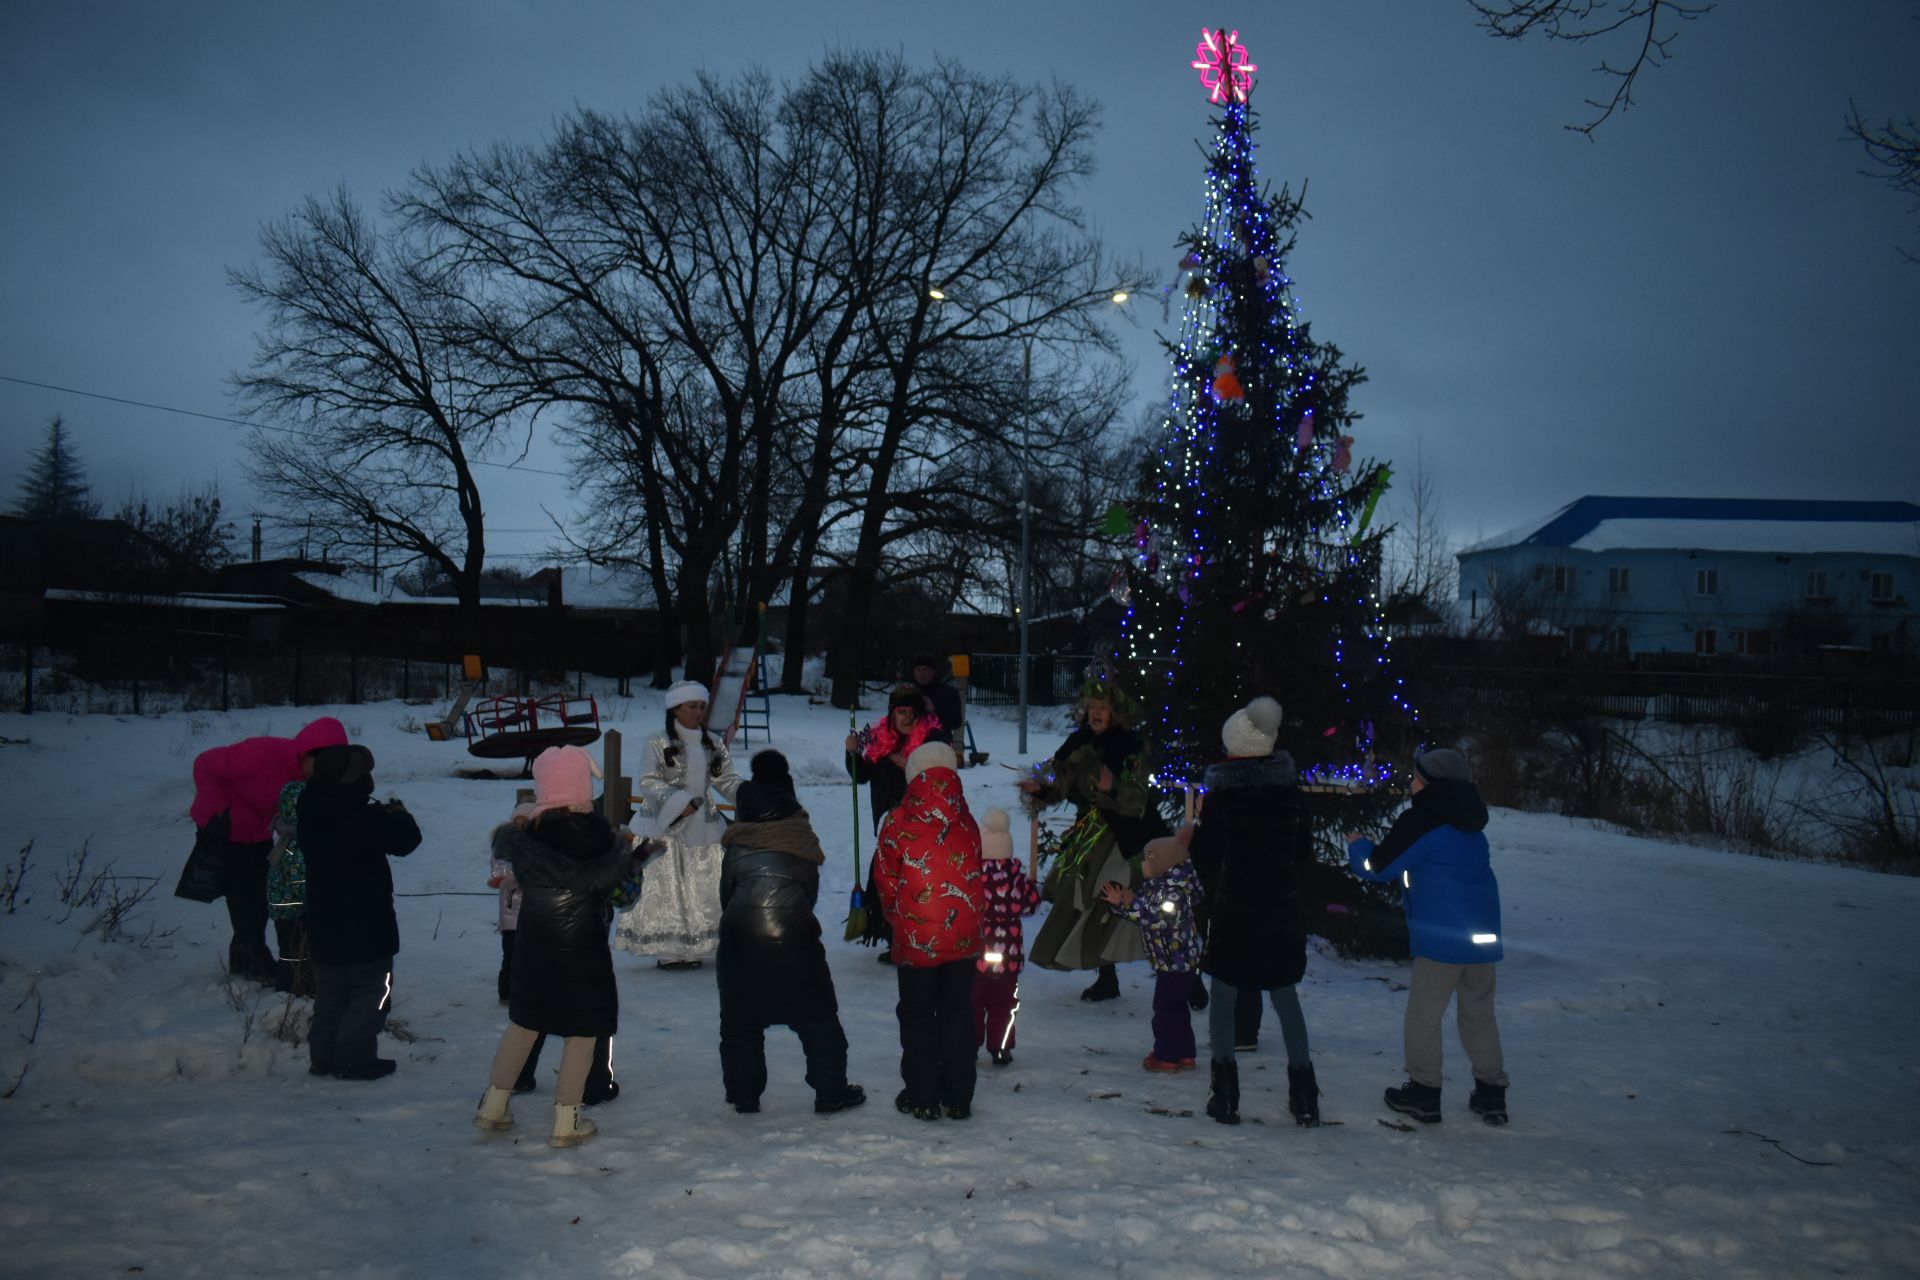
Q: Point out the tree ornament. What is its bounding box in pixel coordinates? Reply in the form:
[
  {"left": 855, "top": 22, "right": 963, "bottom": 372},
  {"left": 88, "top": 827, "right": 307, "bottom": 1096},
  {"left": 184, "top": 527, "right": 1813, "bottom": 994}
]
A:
[
  {"left": 1295, "top": 413, "right": 1314, "bottom": 449},
  {"left": 1211, "top": 355, "right": 1244, "bottom": 402},
  {"left": 1191, "top": 29, "right": 1258, "bottom": 105},
  {"left": 1253, "top": 255, "right": 1271, "bottom": 283},
  {"left": 1331, "top": 435, "right": 1354, "bottom": 473},
  {"left": 1185, "top": 277, "right": 1208, "bottom": 299},
  {"left": 1179, "top": 250, "right": 1203, "bottom": 271}
]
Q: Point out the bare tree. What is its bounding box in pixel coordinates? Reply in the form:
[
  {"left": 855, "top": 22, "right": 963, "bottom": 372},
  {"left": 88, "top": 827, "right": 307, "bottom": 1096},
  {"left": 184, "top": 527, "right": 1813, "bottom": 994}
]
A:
[
  {"left": 112, "top": 481, "right": 235, "bottom": 573},
  {"left": 1846, "top": 97, "right": 1920, "bottom": 265},
  {"left": 1384, "top": 439, "right": 1454, "bottom": 624},
  {"left": 232, "top": 189, "right": 526, "bottom": 614},
  {"left": 1470, "top": 0, "right": 1716, "bottom": 134}
]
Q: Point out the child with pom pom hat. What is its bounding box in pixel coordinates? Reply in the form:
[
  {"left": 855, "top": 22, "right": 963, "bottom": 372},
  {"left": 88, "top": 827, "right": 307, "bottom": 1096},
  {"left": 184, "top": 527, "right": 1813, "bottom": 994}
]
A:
[{"left": 972, "top": 808, "right": 1041, "bottom": 1066}]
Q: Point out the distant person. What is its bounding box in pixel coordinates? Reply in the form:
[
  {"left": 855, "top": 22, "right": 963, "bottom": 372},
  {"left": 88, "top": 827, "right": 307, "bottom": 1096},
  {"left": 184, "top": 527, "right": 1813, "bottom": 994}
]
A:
[
  {"left": 874, "top": 740, "right": 983, "bottom": 1120},
  {"left": 1187, "top": 696, "right": 1322, "bottom": 1127},
  {"left": 845, "top": 685, "right": 950, "bottom": 960},
  {"left": 476, "top": 746, "right": 652, "bottom": 1147},
  {"left": 617, "top": 680, "right": 742, "bottom": 969},
  {"left": 715, "top": 750, "right": 866, "bottom": 1116},
  {"left": 909, "top": 650, "right": 964, "bottom": 738},
  {"left": 972, "top": 808, "right": 1041, "bottom": 1067},
  {"left": 190, "top": 717, "right": 349, "bottom": 985},
  {"left": 1346, "top": 747, "right": 1509, "bottom": 1126},
  {"left": 297, "top": 744, "right": 422, "bottom": 1080}
]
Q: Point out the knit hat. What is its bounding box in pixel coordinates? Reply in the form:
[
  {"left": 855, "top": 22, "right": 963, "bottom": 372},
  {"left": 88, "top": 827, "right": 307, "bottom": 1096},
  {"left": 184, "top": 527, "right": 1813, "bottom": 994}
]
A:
[
  {"left": 521, "top": 744, "right": 601, "bottom": 818},
  {"left": 910, "top": 650, "right": 941, "bottom": 672},
  {"left": 979, "top": 807, "right": 1013, "bottom": 860},
  {"left": 309, "top": 743, "right": 375, "bottom": 786},
  {"left": 749, "top": 749, "right": 796, "bottom": 796},
  {"left": 888, "top": 684, "right": 927, "bottom": 711},
  {"left": 664, "top": 680, "right": 709, "bottom": 710},
  {"left": 904, "top": 739, "right": 957, "bottom": 780},
  {"left": 1413, "top": 747, "right": 1472, "bottom": 785},
  {"left": 735, "top": 779, "right": 802, "bottom": 823},
  {"left": 1221, "top": 696, "right": 1283, "bottom": 758}
]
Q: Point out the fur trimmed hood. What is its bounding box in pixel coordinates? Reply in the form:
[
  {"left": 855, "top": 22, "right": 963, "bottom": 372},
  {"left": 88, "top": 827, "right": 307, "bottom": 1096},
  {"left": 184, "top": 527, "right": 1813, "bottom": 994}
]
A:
[{"left": 1202, "top": 751, "right": 1299, "bottom": 791}]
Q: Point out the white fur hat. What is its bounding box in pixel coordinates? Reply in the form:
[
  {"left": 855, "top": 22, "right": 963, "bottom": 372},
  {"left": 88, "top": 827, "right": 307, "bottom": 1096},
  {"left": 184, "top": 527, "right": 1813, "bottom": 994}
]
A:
[
  {"left": 980, "top": 807, "right": 1013, "bottom": 859},
  {"left": 1221, "top": 695, "right": 1283, "bottom": 758},
  {"left": 664, "top": 680, "right": 710, "bottom": 710},
  {"left": 904, "top": 739, "right": 958, "bottom": 780}
]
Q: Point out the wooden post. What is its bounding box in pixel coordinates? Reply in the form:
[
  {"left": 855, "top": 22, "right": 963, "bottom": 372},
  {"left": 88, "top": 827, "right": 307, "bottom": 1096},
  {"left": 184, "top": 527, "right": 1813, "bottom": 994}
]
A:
[
  {"left": 1182, "top": 783, "right": 1196, "bottom": 824},
  {"left": 601, "top": 729, "right": 625, "bottom": 826},
  {"left": 1029, "top": 814, "right": 1040, "bottom": 882}
]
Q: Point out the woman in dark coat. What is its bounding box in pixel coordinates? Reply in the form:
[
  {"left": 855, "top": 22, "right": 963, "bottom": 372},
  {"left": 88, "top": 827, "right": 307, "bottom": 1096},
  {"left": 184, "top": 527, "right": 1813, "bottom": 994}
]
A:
[
  {"left": 475, "top": 746, "right": 642, "bottom": 1149},
  {"left": 1020, "top": 677, "right": 1164, "bottom": 1001},
  {"left": 1187, "top": 696, "right": 1321, "bottom": 1127},
  {"left": 715, "top": 750, "right": 866, "bottom": 1116}
]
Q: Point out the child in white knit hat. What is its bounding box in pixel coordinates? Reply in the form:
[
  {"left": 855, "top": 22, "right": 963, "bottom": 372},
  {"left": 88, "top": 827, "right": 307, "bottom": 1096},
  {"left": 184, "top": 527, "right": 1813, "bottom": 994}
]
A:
[{"left": 971, "top": 808, "right": 1041, "bottom": 1066}]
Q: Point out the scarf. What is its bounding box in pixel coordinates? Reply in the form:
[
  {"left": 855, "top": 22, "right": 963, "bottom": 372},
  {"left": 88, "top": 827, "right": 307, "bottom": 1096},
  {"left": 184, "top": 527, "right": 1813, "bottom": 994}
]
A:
[
  {"left": 721, "top": 815, "right": 825, "bottom": 865},
  {"left": 859, "top": 711, "right": 943, "bottom": 765}
]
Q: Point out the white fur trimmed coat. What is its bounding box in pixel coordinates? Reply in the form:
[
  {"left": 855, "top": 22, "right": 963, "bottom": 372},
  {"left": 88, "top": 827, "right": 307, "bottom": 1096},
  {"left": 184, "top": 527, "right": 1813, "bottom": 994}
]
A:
[{"left": 614, "top": 727, "right": 742, "bottom": 962}]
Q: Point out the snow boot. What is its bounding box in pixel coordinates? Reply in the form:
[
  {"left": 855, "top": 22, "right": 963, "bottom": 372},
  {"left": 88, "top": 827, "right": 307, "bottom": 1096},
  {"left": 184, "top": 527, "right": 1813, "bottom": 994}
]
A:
[
  {"left": 1469, "top": 1081, "right": 1509, "bottom": 1126},
  {"left": 473, "top": 1086, "right": 514, "bottom": 1132},
  {"left": 582, "top": 1078, "right": 620, "bottom": 1107},
  {"left": 815, "top": 1084, "right": 867, "bottom": 1114},
  {"left": 944, "top": 1102, "right": 972, "bottom": 1120},
  {"left": 1287, "top": 1063, "right": 1322, "bottom": 1127},
  {"left": 989, "top": 1048, "right": 1013, "bottom": 1067},
  {"left": 1080, "top": 964, "right": 1120, "bottom": 1003},
  {"left": 1206, "top": 1059, "right": 1241, "bottom": 1125},
  {"left": 549, "top": 1102, "right": 597, "bottom": 1148},
  {"left": 334, "top": 1058, "right": 397, "bottom": 1081},
  {"left": 1385, "top": 1080, "right": 1442, "bottom": 1124},
  {"left": 894, "top": 1089, "right": 941, "bottom": 1122},
  {"left": 1143, "top": 1053, "right": 1183, "bottom": 1072}
]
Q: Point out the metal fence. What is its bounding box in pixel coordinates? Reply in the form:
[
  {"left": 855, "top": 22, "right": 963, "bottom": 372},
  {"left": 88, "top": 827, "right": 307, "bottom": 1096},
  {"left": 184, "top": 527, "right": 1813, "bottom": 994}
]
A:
[{"left": 964, "top": 653, "right": 1096, "bottom": 707}]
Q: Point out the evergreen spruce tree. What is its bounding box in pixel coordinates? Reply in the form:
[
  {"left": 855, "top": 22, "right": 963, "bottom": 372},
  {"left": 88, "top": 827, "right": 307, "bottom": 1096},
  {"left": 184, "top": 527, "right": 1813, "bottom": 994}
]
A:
[
  {"left": 13, "top": 415, "right": 99, "bottom": 520},
  {"left": 1111, "top": 31, "right": 1415, "bottom": 957}
]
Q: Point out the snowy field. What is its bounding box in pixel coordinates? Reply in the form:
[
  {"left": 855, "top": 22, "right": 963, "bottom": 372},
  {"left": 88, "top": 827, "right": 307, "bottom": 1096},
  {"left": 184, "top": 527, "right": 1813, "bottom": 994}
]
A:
[{"left": 1, "top": 685, "right": 1916, "bottom": 1279}]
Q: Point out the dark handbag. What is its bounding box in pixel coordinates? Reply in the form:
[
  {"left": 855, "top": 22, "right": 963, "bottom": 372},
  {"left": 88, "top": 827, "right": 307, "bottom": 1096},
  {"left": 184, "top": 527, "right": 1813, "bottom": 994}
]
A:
[{"left": 174, "top": 812, "right": 230, "bottom": 903}]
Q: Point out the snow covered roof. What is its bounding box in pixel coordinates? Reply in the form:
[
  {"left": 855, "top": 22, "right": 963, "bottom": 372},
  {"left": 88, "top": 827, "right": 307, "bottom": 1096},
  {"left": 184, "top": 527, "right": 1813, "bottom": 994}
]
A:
[
  {"left": 1460, "top": 497, "right": 1920, "bottom": 558},
  {"left": 556, "top": 564, "right": 655, "bottom": 610},
  {"left": 293, "top": 571, "right": 417, "bottom": 604}
]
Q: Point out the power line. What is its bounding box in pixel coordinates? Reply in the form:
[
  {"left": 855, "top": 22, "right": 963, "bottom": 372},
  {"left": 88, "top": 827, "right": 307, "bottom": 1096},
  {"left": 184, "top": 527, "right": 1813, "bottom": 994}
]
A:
[{"left": 0, "top": 373, "right": 575, "bottom": 478}]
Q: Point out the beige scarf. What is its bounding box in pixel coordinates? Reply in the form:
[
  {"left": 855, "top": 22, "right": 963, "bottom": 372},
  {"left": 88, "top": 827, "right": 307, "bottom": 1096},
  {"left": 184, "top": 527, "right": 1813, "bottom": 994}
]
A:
[{"left": 721, "top": 815, "right": 825, "bottom": 865}]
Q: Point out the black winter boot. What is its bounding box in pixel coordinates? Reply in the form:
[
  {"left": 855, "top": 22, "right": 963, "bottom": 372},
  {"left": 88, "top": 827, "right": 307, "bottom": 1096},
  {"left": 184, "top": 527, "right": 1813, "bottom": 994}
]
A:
[
  {"left": 1079, "top": 964, "right": 1120, "bottom": 1003},
  {"left": 1287, "top": 1063, "right": 1322, "bottom": 1127},
  {"left": 1384, "top": 1079, "right": 1442, "bottom": 1123},
  {"left": 815, "top": 1083, "right": 867, "bottom": 1114},
  {"left": 1469, "top": 1081, "right": 1508, "bottom": 1125},
  {"left": 1206, "top": 1059, "right": 1241, "bottom": 1125}
]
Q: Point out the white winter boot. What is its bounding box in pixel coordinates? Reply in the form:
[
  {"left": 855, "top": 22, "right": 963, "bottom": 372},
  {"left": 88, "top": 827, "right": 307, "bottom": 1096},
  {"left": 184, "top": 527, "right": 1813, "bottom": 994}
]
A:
[
  {"left": 549, "top": 1102, "right": 597, "bottom": 1148},
  {"left": 474, "top": 1086, "right": 514, "bottom": 1132}
]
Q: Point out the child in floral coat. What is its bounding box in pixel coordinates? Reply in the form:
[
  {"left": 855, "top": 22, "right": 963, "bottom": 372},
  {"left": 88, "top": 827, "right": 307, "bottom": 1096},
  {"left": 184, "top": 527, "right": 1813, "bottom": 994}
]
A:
[
  {"left": 1099, "top": 829, "right": 1201, "bottom": 1072},
  {"left": 973, "top": 808, "right": 1041, "bottom": 1067}
]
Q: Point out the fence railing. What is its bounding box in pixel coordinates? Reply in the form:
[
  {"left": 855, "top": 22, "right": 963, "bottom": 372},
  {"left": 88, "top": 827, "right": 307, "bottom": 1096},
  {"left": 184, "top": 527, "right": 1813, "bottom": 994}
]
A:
[{"left": 964, "top": 653, "right": 1095, "bottom": 707}]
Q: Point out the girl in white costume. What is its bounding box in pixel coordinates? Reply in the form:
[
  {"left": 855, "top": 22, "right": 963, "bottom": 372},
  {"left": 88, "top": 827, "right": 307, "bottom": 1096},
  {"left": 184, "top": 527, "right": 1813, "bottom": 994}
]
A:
[{"left": 615, "top": 681, "right": 743, "bottom": 968}]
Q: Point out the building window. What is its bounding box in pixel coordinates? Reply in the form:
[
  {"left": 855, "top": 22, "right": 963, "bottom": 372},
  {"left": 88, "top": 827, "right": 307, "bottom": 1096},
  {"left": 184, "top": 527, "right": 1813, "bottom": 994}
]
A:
[
  {"left": 1694, "top": 628, "right": 1717, "bottom": 655},
  {"left": 1606, "top": 566, "right": 1630, "bottom": 595},
  {"left": 1696, "top": 568, "right": 1719, "bottom": 597},
  {"left": 1735, "top": 629, "right": 1771, "bottom": 656},
  {"left": 1870, "top": 571, "right": 1895, "bottom": 603},
  {"left": 1607, "top": 626, "right": 1630, "bottom": 653},
  {"left": 1537, "top": 564, "right": 1573, "bottom": 594},
  {"left": 1805, "top": 570, "right": 1830, "bottom": 601}
]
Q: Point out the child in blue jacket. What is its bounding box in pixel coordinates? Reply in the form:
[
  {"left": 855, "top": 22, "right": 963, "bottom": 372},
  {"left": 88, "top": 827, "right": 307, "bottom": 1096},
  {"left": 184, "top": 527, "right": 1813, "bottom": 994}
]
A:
[{"left": 1346, "top": 747, "right": 1509, "bottom": 1125}]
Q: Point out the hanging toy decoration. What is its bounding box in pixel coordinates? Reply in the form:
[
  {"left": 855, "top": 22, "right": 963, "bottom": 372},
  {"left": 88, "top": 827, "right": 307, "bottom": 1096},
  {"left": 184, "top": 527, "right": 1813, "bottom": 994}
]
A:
[
  {"left": 1185, "top": 276, "right": 1208, "bottom": 299},
  {"left": 1253, "top": 255, "right": 1271, "bottom": 283},
  {"left": 1211, "top": 354, "right": 1244, "bottom": 403},
  {"left": 1178, "top": 250, "right": 1203, "bottom": 271},
  {"left": 1352, "top": 466, "right": 1393, "bottom": 539},
  {"left": 1331, "top": 435, "right": 1354, "bottom": 473},
  {"left": 1294, "top": 411, "right": 1314, "bottom": 449}
]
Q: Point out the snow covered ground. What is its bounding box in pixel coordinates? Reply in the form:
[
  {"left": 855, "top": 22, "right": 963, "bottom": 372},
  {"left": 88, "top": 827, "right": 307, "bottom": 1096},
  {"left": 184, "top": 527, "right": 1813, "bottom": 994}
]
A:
[{"left": 1, "top": 687, "right": 1916, "bottom": 1279}]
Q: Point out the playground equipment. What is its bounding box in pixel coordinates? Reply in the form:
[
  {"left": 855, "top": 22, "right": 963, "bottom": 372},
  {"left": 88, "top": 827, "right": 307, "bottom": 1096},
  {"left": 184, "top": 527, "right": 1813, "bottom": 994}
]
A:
[
  {"left": 950, "top": 653, "right": 987, "bottom": 766},
  {"left": 461, "top": 691, "right": 603, "bottom": 771},
  {"left": 707, "top": 604, "right": 771, "bottom": 747},
  {"left": 424, "top": 654, "right": 488, "bottom": 741}
]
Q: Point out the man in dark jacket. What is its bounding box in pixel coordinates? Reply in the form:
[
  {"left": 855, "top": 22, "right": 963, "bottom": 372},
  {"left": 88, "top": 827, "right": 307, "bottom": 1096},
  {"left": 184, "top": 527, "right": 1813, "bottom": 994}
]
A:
[
  {"left": 1346, "top": 747, "right": 1509, "bottom": 1125},
  {"left": 909, "top": 650, "right": 964, "bottom": 738},
  {"left": 297, "top": 745, "right": 422, "bottom": 1080},
  {"left": 716, "top": 751, "right": 865, "bottom": 1116}
]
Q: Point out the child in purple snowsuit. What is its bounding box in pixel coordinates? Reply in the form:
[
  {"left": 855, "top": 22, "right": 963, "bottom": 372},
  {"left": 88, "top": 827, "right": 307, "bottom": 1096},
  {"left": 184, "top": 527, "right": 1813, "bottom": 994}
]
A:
[
  {"left": 1099, "top": 857, "right": 1201, "bottom": 1071},
  {"left": 973, "top": 808, "right": 1041, "bottom": 1066}
]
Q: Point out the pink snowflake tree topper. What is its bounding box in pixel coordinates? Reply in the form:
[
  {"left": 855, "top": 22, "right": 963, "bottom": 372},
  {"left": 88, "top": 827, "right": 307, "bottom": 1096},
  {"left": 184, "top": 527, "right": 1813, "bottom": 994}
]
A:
[{"left": 1191, "top": 28, "right": 1257, "bottom": 104}]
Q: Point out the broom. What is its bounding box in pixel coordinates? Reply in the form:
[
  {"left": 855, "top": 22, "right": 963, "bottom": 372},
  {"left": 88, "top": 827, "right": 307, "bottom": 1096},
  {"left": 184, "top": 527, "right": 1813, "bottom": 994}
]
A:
[{"left": 843, "top": 707, "right": 869, "bottom": 941}]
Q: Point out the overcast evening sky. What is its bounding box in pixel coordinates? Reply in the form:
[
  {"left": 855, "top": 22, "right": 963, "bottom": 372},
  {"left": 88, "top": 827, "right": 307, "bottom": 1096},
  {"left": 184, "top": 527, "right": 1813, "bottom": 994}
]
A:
[{"left": 3, "top": 1, "right": 1917, "bottom": 572}]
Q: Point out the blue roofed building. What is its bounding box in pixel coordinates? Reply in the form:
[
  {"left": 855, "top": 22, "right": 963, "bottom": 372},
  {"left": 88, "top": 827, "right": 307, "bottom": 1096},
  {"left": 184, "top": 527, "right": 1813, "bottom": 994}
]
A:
[{"left": 1455, "top": 497, "right": 1920, "bottom": 656}]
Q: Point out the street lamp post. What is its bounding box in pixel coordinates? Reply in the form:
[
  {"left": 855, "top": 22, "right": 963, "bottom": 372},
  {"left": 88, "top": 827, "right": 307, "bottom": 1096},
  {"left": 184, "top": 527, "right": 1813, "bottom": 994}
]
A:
[{"left": 1017, "top": 337, "right": 1032, "bottom": 757}]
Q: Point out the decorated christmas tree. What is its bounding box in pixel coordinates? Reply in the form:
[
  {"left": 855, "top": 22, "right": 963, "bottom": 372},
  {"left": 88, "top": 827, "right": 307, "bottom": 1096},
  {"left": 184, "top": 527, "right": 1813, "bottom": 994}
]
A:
[{"left": 1111, "top": 30, "right": 1414, "bottom": 957}]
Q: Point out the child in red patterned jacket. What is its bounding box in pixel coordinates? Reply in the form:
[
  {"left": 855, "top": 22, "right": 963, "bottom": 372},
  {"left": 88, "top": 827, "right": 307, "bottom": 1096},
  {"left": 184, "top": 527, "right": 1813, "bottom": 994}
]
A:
[
  {"left": 874, "top": 741, "right": 984, "bottom": 1120},
  {"left": 972, "top": 808, "right": 1040, "bottom": 1067}
]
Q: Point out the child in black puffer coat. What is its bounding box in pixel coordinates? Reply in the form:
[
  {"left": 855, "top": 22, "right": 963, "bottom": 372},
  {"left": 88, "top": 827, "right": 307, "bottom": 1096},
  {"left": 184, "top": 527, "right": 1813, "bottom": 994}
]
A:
[
  {"left": 714, "top": 750, "right": 865, "bottom": 1116},
  {"left": 474, "top": 746, "right": 649, "bottom": 1149}
]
